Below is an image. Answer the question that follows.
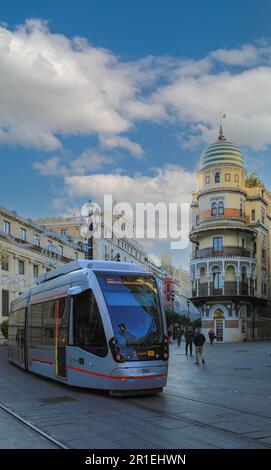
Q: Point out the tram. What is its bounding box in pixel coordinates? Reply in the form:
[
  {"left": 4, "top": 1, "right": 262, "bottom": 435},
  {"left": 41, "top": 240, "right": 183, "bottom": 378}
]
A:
[{"left": 8, "top": 260, "right": 169, "bottom": 395}]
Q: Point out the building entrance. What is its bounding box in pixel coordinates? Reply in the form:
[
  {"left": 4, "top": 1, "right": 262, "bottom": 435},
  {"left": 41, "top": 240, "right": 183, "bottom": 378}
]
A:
[{"left": 214, "top": 308, "right": 224, "bottom": 341}]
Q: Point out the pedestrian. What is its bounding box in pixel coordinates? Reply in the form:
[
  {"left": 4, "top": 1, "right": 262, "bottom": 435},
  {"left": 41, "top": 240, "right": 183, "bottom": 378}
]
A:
[
  {"left": 168, "top": 327, "right": 173, "bottom": 344},
  {"left": 185, "top": 326, "right": 194, "bottom": 356},
  {"left": 194, "top": 328, "right": 206, "bottom": 365},
  {"left": 175, "top": 325, "right": 182, "bottom": 347},
  {"left": 208, "top": 328, "right": 215, "bottom": 346}
]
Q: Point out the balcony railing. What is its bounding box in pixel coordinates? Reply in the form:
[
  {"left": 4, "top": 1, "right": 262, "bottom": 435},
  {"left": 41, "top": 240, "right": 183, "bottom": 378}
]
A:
[
  {"left": 193, "top": 246, "right": 255, "bottom": 260},
  {"left": 192, "top": 281, "right": 250, "bottom": 297}
]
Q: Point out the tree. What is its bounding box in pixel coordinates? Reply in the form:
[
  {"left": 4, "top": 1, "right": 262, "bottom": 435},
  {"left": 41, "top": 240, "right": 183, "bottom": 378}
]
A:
[{"left": 1, "top": 320, "right": 8, "bottom": 339}]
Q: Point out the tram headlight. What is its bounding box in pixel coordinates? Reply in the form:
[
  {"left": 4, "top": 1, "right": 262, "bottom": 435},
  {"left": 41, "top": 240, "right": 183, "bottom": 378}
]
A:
[
  {"left": 109, "top": 337, "right": 125, "bottom": 363},
  {"left": 162, "top": 335, "right": 169, "bottom": 361}
]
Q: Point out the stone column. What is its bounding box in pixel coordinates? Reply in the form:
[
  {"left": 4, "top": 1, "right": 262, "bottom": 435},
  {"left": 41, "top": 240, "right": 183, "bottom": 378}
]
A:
[{"left": 236, "top": 274, "right": 240, "bottom": 295}]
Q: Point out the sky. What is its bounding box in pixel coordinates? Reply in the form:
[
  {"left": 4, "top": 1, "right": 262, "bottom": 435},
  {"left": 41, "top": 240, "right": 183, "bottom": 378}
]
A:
[{"left": 1, "top": 0, "right": 271, "bottom": 268}]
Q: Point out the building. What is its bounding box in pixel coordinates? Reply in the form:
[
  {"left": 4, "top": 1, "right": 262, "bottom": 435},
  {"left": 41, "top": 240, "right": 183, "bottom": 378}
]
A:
[
  {"left": 189, "top": 126, "right": 271, "bottom": 341},
  {"left": 36, "top": 213, "right": 165, "bottom": 291},
  {"left": 161, "top": 250, "right": 199, "bottom": 318},
  {"left": 0, "top": 206, "right": 85, "bottom": 341}
]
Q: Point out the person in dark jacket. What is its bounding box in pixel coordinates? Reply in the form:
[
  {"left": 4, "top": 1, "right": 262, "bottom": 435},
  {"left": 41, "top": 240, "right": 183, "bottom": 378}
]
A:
[
  {"left": 175, "top": 325, "right": 182, "bottom": 347},
  {"left": 194, "top": 328, "right": 206, "bottom": 365},
  {"left": 208, "top": 328, "right": 215, "bottom": 346},
  {"left": 185, "top": 327, "right": 194, "bottom": 356}
]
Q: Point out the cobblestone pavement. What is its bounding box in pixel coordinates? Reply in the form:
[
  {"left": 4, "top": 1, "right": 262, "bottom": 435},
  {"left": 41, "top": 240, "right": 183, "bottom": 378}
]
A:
[{"left": 0, "top": 340, "right": 271, "bottom": 449}]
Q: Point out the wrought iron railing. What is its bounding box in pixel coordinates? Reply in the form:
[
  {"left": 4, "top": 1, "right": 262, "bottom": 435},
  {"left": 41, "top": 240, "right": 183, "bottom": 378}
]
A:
[{"left": 193, "top": 246, "right": 255, "bottom": 260}]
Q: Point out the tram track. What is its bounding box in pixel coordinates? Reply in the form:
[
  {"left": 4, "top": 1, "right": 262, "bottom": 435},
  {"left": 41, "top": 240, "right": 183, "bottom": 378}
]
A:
[
  {"left": 163, "top": 390, "right": 271, "bottom": 421},
  {"left": 128, "top": 396, "right": 271, "bottom": 449},
  {"left": 0, "top": 402, "right": 70, "bottom": 449}
]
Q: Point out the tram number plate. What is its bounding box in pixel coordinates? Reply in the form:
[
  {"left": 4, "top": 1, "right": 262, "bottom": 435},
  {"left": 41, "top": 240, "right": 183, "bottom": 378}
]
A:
[{"left": 147, "top": 350, "right": 155, "bottom": 357}]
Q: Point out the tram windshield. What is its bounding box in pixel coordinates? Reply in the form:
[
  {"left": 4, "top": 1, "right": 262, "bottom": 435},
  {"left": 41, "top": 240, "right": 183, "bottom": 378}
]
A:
[{"left": 96, "top": 273, "right": 164, "bottom": 361}]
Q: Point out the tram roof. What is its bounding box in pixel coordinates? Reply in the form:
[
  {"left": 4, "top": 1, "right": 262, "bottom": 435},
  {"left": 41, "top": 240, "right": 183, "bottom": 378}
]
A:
[{"left": 35, "top": 260, "right": 149, "bottom": 285}]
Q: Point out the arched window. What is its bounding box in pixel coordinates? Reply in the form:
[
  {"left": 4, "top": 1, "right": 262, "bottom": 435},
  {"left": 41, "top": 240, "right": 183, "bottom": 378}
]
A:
[
  {"left": 215, "top": 172, "right": 220, "bottom": 183},
  {"left": 251, "top": 209, "right": 255, "bottom": 221},
  {"left": 211, "top": 202, "right": 217, "bottom": 216},
  {"left": 218, "top": 201, "right": 224, "bottom": 216}
]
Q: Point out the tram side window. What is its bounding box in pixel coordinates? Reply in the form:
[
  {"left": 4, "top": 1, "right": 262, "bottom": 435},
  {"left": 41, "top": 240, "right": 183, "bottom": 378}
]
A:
[
  {"left": 29, "top": 303, "right": 43, "bottom": 347},
  {"left": 41, "top": 300, "right": 55, "bottom": 346},
  {"left": 29, "top": 300, "right": 55, "bottom": 347},
  {"left": 73, "top": 289, "right": 108, "bottom": 357}
]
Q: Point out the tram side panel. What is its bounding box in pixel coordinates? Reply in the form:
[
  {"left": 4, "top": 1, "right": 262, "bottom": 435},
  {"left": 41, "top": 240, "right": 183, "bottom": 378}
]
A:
[{"left": 8, "top": 306, "right": 27, "bottom": 369}]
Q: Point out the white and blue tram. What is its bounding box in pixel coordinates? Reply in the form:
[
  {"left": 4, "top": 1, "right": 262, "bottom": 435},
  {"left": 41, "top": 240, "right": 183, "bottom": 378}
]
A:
[{"left": 8, "top": 261, "right": 169, "bottom": 395}]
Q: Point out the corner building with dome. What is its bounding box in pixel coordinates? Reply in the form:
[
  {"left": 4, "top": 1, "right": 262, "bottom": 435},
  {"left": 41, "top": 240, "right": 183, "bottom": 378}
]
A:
[{"left": 190, "top": 127, "right": 271, "bottom": 341}]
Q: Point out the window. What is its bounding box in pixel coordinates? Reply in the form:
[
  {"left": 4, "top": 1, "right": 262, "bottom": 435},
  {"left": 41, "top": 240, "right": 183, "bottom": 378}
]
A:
[
  {"left": 218, "top": 201, "right": 224, "bottom": 216},
  {"left": 252, "top": 209, "right": 255, "bottom": 221},
  {"left": 61, "top": 229, "right": 68, "bottom": 237},
  {"left": 34, "top": 235, "right": 40, "bottom": 246},
  {"left": 213, "top": 237, "right": 223, "bottom": 253},
  {"left": 3, "top": 221, "right": 10, "bottom": 235},
  {"left": 261, "top": 209, "right": 265, "bottom": 224},
  {"left": 213, "top": 272, "right": 223, "bottom": 289},
  {"left": 47, "top": 240, "right": 53, "bottom": 251},
  {"left": 196, "top": 215, "right": 200, "bottom": 225},
  {"left": 29, "top": 300, "right": 56, "bottom": 347},
  {"left": 205, "top": 175, "right": 210, "bottom": 184},
  {"left": 18, "top": 260, "right": 25, "bottom": 275},
  {"left": 73, "top": 289, "right": 108, "bottom": 357},
  {"left": 20, "top": 228, "right": 26, "bottom": 241},
  {"left": 2, "top": 290, "right": 9, "bottom": 316},
  {"left": 33, "top": 264, "right": 39, "bottom": 278},
  {"left": 1, "top": 257, "right": 9, "bottom": 271},
  {"left": 211, "top": 202, "right": 217, "bottom": 216},
  {"left": 225, "top": 173, "right": 231, "bottom": 181},
  {"left": 58, "top": 246, "right": 63, "bottom": 257},
  {"left": 215, "top": 172, "right": 220, "bottom": 183},
  {"left": 240, "top": 203, "right": 243, "bottom": 218},
  {"left": 234, "top": 174, "right": 239, "bottom": 182}
]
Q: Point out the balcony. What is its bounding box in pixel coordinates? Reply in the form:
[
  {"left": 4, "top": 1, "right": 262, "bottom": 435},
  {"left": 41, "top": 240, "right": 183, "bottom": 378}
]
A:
[
  {"left": 192, "top": 281, "right": 250, "bottom": 298},
  {"left": 193, "top": 246, "right": 255, "bottom": 260}
]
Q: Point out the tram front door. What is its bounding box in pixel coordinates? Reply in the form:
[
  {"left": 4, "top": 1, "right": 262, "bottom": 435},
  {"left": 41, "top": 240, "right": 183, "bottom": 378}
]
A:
[{"left": 55, "top": 298, "right": 68, "bottom": 378}]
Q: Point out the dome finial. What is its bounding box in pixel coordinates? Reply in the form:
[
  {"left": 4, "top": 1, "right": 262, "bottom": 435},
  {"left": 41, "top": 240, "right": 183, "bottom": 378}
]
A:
[
  {"left": 218, "top": 124, "right": 226, "bottom": 141},
  {"left": 218, "top": 113, "right": 226, "bottom": 140}
]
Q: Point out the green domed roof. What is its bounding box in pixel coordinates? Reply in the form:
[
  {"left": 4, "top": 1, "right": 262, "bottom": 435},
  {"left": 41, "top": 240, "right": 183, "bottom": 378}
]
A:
[{"left": 201, "top": 127, "right": 244, "bottom": 168}]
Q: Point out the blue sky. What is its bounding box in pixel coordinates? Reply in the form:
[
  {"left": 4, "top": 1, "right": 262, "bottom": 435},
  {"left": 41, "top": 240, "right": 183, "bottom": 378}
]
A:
[{"left": 1, "top": 0, "right": 271, "bottom": 267}]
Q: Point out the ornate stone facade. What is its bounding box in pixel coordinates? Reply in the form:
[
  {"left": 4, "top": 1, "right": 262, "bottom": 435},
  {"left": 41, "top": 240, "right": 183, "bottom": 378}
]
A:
[{"left": 190, "top": 128, "right": 271, "bottom": 341}]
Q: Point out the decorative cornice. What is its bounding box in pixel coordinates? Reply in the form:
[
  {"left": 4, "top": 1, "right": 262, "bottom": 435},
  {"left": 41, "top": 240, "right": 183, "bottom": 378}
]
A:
[{"left": 198, "top": 186, "right": 247, "bottom": 197}]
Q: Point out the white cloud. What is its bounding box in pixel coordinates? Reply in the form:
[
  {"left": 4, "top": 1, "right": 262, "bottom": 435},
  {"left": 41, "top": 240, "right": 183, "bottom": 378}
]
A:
[
  {"left": 33, "top": 150, "right": 113, "bottom": 177},
  {"left": 1, "top": 19, "right": 271, "bottom": 153},
  {"left": 0, "top": 19, "right": 148, "bottom": 150},
  {"left": 210, "top": 44, "right": 260, "bottom": 66},
  {"left": 100, "top": 135, "right": 144, "bottom": 158},
  {"left": 151, "top": 66, "right": 271, "bottom": 149},
  {"left": 32, "top": 156, "right": 60, "bottom": 175},
  {"left": 65, "top": 164, "right": 197, "bottom": 205},
  {"left": 69, "top": 151, "right": 113, "bottom": 174}
]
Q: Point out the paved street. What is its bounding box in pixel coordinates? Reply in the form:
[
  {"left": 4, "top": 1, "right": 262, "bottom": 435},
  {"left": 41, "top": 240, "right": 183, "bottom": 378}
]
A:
[{"left": 0, "top": 340, "right": 271, "bottom": 449}]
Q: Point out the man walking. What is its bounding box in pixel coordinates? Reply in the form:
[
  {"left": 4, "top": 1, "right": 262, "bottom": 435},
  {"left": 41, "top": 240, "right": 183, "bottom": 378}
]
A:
[
  {"left": 185, "top": 326, "right": 194, "bottom": 356},
  {"left": 175, "top": 325, "right": 182, "bottom": 347},
  {"left": 194, "top": 328, "right": 206, "bottom": 365}
]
